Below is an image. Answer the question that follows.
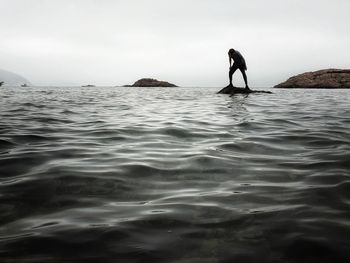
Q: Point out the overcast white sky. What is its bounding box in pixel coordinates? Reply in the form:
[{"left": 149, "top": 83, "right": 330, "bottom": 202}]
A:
[{"left": 0, "top": 0, "right": 349, "bottom": 87}]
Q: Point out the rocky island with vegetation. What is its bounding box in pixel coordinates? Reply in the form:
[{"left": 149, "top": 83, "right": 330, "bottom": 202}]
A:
[
  {"left": 274, "top": 69, "right": 350, "bottom": 89},
  {"left": 123, "top": 78, "right": 177, "bottom": 87}
]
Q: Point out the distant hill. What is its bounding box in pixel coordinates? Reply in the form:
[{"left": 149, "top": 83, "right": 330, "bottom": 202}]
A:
[{"left": 0, "top": 69, "right": 32, "bottom": 86}]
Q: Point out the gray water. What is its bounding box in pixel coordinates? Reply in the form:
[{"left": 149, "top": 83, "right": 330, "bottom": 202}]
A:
[{"left": 1, "top": 86, "right": 350, "bottom": 263}]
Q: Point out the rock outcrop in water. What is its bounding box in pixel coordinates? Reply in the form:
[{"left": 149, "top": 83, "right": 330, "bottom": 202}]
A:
[
  {"left": 124, "top": 78, "right": 177, "bottom": 87},
  {"left": 218, "top": 85, "right": 272, "bottom": 95},
  {"left": 0, "top": 69, "right": 32, "bottom": 86},
  {"left": 274, "top": 69, "right": 350, "bottom": 89}
]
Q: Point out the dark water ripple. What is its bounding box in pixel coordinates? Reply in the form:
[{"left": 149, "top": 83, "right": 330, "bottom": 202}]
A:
[{"left": 1, "top": 86, "right": 350, "bottom": 262}]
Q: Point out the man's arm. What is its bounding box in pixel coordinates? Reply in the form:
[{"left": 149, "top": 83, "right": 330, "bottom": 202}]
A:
[{"left": 228, "top": 54, "right": 232, "bottom": 68}]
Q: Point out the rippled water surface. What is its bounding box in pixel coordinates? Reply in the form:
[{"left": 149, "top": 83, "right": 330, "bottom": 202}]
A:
[{"left": 1, "top": 86, "right": 350, "bottom": 262}]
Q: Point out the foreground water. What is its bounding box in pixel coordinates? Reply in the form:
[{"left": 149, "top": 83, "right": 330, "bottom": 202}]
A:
[{"left": 0, "top": 86, "right": 350, "bottom": 262}]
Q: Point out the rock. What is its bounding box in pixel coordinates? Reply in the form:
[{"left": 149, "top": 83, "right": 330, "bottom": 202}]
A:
[
  {"left": 274, "top": 69, "right": 350, "bottom": 89},
  {"left": 125, "top": 78, "right": 177, "bottom": 87},
  {"left": 218, "top": 85, "right": 272, "bottom": 95},
  {"left": 0, "top": 69, "right": 32, "bottom": 86}
]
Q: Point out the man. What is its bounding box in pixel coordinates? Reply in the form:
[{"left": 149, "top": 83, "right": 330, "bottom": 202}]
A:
[{"left": 228, "top": 48, "right": 249, "bottom": 90}]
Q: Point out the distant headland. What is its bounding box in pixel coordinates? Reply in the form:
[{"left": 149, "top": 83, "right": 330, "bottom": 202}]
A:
[
  {"left": 123, "top": 78, "right": 177, "bottom": 87},
  {"left": 0, "top": 69, "right": 31, "bottom": 86},
  {"left": 274, "top": 69, "right": 350, "bottom": 89}
]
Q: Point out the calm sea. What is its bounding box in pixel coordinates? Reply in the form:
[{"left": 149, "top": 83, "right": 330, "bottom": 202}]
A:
[{"left": 1, "top": 86, "right": 350, "bottom": 263}]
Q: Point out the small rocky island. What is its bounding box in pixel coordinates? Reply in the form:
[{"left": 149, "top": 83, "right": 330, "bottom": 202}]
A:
[
  {"left": 274, "top": 69, "right": 350, "bottom": 89},
  {"left": 218, "top": 85, "right": 272, "bottom": 95},
  {"left": 124, "top": 78, "right": 177, "bottom": 87}
]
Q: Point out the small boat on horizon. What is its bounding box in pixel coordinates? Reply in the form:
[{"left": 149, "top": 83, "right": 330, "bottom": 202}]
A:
[{"left": 21, "top": 83, "right": 29, "bottom": 87}]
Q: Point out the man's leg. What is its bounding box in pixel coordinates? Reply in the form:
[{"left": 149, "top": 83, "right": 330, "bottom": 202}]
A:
[
  {"left": 239, "top": 68, "right": 249, "bottom": 89},
  {"left": 229, "top": 65, "right": 238, "bottom": 86}
]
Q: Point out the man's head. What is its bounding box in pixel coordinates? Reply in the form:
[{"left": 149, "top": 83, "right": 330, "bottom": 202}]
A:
[{"left": 228, "top": 48, "right": 235, "bottom": 57}]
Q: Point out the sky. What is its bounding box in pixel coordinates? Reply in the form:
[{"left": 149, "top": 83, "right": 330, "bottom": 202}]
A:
[{"left": 0, "top": 0, "right": 349, "bottom": 87}]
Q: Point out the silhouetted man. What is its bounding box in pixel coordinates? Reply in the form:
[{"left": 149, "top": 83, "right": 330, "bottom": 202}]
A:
[{"left": 228, "top": 48, "right": 249, "bottom": 89}]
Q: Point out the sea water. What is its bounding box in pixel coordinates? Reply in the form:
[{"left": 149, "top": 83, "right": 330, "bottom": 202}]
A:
[{"left": 1, "top": 86, "right": 350, "bottom": 262}]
